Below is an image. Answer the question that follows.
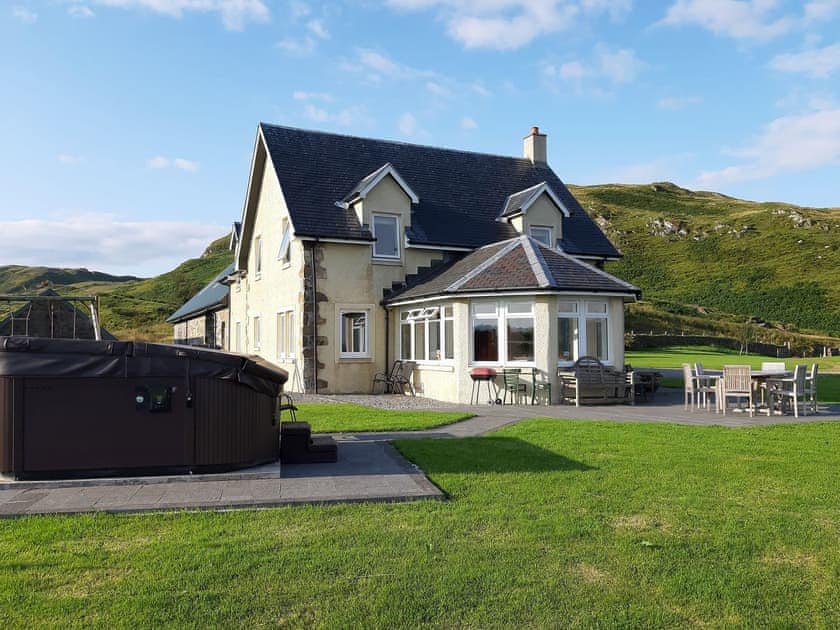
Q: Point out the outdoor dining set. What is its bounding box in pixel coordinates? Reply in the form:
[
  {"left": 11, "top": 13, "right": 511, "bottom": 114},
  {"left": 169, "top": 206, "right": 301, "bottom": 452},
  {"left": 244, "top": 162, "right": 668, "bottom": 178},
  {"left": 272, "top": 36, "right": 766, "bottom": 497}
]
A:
[{"left": 683, "top": 362, "right": 819, "bottom": 417}]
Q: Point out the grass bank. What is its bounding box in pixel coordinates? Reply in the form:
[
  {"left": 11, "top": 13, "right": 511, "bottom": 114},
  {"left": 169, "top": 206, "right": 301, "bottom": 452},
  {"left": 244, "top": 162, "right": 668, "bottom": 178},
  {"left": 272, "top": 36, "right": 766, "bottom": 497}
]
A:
[{"left": 2, "top": 420, "right": 839, "bottom": 627}]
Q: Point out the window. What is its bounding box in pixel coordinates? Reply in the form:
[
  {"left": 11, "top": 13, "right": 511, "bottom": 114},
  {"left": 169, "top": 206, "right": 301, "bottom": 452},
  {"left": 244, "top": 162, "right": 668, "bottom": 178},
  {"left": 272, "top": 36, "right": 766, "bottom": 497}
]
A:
[
  {"left": 254, "top": 236, "right": 263, "bottom": 278},
  {"left": 276, "top": 309, "right": 296, "bottom": 360},
  {"left": 253, "top": 316, "right": 261, "bottom": 350},
  {"left": 585, "top": 301, "right": 609, "bottom": 361},
  {"left": 372, "top": 214, "right": 400, "bottom": 259},
  {"left": 472, "top": 303, "right": 499, "bottom": 362},
  {"left": 399, "top": 305, "right": 454, "bottom": 362},
  {"left": 471, "top": 301, "right": 537, "bottom": 364},
  {"left": 505, "top": 302, "right": 534, "bottom": 362},
  {"left": 557, "top": 301, "right": 579, "bottom": 363},
  {"left": 529, "top": 225, "right": 553, "bottom": 247},
  {"left": 235, "top": 321, "right": 241, "bottom": 352},
  {"left": 278, "top": 218, "right": 291, "bottom": 265},
  {"left": 340, "top": 310, "right": 369, "bottom": 357},
  {"left": 556, "top": 300, "right": 610, "bottom": 365}
]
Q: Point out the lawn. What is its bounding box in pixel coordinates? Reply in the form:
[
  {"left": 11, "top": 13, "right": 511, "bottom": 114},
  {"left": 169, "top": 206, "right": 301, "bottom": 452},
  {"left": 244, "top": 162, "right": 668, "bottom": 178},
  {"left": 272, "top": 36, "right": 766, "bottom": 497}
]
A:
[
  {"left": 626, "top": 344, "right": 840, "bottom": 372},
  {"left": 292, "top": 402, "right": 474, "bottom": 433},
  {"left": 2, "top": 420, "right": 839, "bottom": 627},
  {"left": 628, "top": 345, "right": 840, "bottom": 402}
]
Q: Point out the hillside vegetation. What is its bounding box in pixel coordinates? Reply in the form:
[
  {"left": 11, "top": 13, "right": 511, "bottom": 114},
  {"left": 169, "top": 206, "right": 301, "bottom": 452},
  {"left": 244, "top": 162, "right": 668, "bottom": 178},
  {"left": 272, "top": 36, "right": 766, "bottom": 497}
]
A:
[
  {"left": 0, "top": 236, "right": 231, "bottom": 341},
  {"left": 571, "top": 182, "right": 840, "bottom": 341}
]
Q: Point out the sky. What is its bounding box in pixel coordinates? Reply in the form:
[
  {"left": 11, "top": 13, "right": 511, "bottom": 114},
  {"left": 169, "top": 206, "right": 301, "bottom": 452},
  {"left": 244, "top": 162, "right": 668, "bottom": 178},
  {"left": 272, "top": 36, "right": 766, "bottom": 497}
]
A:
[{"left": 1, "top": 0, "right": 839, "bottom": 276}]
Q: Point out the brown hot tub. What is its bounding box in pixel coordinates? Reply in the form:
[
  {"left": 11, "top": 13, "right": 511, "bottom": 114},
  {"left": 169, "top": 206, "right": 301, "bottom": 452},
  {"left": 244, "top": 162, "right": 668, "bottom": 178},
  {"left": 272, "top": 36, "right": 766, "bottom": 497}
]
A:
[{"left": 0, "top": 336, "right": 288, "bottom": 480}]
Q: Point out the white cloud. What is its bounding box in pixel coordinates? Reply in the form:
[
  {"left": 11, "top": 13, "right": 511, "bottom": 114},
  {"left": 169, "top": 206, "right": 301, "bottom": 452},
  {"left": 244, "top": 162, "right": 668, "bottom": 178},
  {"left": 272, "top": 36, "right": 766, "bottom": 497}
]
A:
[
  {"left": 426, "top": 81, "right": 451, "bottom": 97},
  {"left": 58, "top": 154, "right": 85, "bottom": 165},
  {"left": 398, "top": 112, "right": 419, "bottom": 136},
  {"left": 697, "top": 105, "right": 840, "bottom": 186},
  {"left": 276, "top": 36, "right": 317, "bottom": 55},
  {"left": 68, "top": 4, "right": 96, "bottom": 18},
  {"left": 804, "top": 0, "right": 840, "bottom": 22},
  {"left": 11, "top": 5, "right": 38, "bottom": 23},
  {"left": 302, "top": 104, "right": 329, "bottom": 122},
  {"left": 292, "top": 90, "right": 333, "bottom": 102},
  {"left": 659, "top": 0, "right": 794, "bottom": 41},
  {"left": 658, "top": 95, "right": 702, "bottom": 110},
  {"left": 0, "top": 213, "right": 226, "bottom": 275},
  {"left": 301, "top": 104, "right": 373, "bottom": 129},
  {"left": 341, "top": 48, "right": 438, "bottom": 84},
  {"left": 545, "top": 45, "right": 644, "bottom": 93},
  {"left": 460, "top": 116, "right": 478, "bottom": 130},
  {"left": 385, "top": 0, "right": 632, "bottom": 50},
  {"left": 769, "top": 43, "right": 840, "bottom": 78},
  {"left": 88, "top": 0, "right": 269, "bottom": 30},
  {"left": 597, "top": 46, "right": 643, "bottom": 83},
  {"left": 558, "top": 61, "right": 587, "bottom": 80},
  {"left": 306, "top": 18, "right": 328, "bottom": 39},
  {"left": 146, "top": 156, "right": 199, "bottom": 172},
  {"left": 289, "top": 0, "right": 309, "bottom": 20},
  {"left": 470, "top": 81, "right": 492, "bottom": 97}
]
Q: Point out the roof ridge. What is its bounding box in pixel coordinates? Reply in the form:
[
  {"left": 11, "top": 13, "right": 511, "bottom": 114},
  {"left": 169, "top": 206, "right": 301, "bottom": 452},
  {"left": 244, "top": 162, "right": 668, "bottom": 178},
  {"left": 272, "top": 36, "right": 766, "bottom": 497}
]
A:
[
  {"left": 522, "top": 236, "right": 552, "bottom": 288},
  {"left": 445, "top": 239, "right": 522, "bottom": 292},
  {"left": 259, "top": 122, "right": 539, "bottom": 164}
]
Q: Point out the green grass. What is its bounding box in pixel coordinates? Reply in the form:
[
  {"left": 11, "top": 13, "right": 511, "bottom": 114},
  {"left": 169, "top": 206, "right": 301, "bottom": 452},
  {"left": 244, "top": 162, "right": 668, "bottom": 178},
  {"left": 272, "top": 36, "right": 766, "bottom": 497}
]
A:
[
  {"left": 2, "top": 420, "right": 840, "bottom": 627},
  {"left": 627, "top": 344, "right": 840, "bottom": 372},
  {"left": 294, "top": 402, "right": 474, "bottom": 433}
]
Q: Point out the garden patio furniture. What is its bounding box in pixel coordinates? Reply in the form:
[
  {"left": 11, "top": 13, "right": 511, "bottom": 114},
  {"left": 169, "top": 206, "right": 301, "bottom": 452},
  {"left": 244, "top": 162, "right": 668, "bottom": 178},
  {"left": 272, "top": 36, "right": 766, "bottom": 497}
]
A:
[
  {"left": 372, "top": 360, "right": 403, "bottom": 394},
  {"left": 559, "top": 356, "right": 626, "bottom": 406},
  {"left": 693, "top": 363, "right": 718, "bottom": 411},
  {"left": 805, "top": 363, "right": 818, "bottom": 413},
  {"left": 470, "top": 367, "right": 499, "bottom": 404},
  {"left": 501, "top": 368, "right": 528, "bottom": 404},
  {"left": 530, "top": 367, "right": 552, "bottom": 405},
  {"left": 721, "top": 365, "right": 754, "bottom": 417},
  {"left": 392, "top": 361, "right": 417, "bottom": 396},
  {"left": 682, "top": 363, "right": 698, "bottom": 411},
  {"left": 277, "top": 392, "right": 298, "bottom": 422},
  {"left": 767, "top": 365, "right": 808, "bottom": 418}
]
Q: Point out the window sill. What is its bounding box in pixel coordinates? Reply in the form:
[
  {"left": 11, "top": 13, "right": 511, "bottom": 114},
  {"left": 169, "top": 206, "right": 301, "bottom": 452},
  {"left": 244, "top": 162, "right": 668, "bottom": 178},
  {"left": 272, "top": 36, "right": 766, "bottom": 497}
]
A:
[
  {"left": 371, "top": 257, "right": 402, "bottom": 266},
  {"left": 414, "top": 363, "right": 455, "bottom": 372},
  {"left": 254, "top": 274, "right": 262, "bottom": 281},
  {"left": 338, "top": 355, "right": 373, "bottom": 363}
]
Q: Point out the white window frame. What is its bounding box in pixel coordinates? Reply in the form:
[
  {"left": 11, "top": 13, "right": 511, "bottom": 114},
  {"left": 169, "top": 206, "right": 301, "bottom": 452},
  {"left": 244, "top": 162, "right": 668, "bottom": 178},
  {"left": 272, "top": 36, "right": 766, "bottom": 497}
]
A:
[
  {"left": 338, "top": 309, "right": 371, "bottom": 359},
  {"left": 557, "top": 299, "right": 611, "bottom": 367},
  {"left": 276, "top": 308, "right": 296, "bottom": 360},
  {"left": 252, "top": 316, "right": 261, "bottom": 350},
  {"left": 399, "top": 304, "right": 454, "bottom": 364},
  {"left": 254, "top": 235, "right": 263, "bottom": 279},
  {"left": 277, "top": 218, "right": 292, "bottom": 267},
  {"left": 529, "top": 225, "right": 553, "bottom": 248},
  {"left": 470, "top": 300, "right": 536, "bottom": 367},
  {"left": 371, "top": 213, "right": 400, "bottom": 260}
]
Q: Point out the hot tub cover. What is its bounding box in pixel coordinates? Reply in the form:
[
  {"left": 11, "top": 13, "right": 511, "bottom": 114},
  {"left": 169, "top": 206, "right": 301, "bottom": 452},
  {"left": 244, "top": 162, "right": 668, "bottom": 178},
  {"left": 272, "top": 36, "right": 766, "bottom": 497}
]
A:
[{"left": 0, "top": 336, "right": 288, "bottom": 397}]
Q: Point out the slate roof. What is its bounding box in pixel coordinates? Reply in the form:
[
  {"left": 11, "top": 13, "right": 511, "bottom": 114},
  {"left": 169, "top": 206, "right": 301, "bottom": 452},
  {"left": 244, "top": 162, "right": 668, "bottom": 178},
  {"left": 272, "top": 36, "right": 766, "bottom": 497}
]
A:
[
  {"left": 166, "top": 263, "right": 234, "bottom": 324},
  {"left": 384, "top": 236, "right": 640, "bottom": 304},
  {"left": 259, "top": 124, "right": 620, "bottom": 258}
]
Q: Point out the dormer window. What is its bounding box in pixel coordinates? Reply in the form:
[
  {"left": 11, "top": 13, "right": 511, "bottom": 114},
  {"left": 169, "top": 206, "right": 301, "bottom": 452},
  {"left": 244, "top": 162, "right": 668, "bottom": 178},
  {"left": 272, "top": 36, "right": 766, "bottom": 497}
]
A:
[
  {"left": 372, "top": 214, "right": 400, "bottom": 259},
  {"left": 529, "top": 225, "right": 553, "bottom": 247}
]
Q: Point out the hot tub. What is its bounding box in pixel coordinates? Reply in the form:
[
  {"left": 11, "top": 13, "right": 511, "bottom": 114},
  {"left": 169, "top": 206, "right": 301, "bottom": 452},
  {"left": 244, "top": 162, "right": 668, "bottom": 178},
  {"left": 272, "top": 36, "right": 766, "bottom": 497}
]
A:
[{"left": 0, "top": 336, "right": 288, "bottom": 480}]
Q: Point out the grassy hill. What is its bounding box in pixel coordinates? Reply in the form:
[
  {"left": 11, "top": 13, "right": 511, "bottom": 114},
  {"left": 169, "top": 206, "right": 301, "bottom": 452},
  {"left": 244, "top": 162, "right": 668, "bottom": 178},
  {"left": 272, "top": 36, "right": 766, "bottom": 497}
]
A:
[
  {"left": 2, "top": 182, "right": 839, "bottom": 348},
  {"left": 570, "top": 182, "right": 840, "bottom": 345},
  {"left": 0, "top": 236, "right": 231, "bottom": 342}
]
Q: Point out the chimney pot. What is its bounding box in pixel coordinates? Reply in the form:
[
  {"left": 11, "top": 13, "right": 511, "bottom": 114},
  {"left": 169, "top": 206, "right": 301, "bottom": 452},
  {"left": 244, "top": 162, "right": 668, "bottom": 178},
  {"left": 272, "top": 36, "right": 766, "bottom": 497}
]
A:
[{"left": 530, "top": 126, "right": 539, "bottom": 136}]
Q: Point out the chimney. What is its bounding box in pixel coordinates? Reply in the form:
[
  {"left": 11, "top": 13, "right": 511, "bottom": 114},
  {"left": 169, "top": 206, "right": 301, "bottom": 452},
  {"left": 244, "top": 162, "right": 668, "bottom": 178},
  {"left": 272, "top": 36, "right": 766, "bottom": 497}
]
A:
[{"left": 523, "top": 126, "right": 547, "bottom": 164}]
